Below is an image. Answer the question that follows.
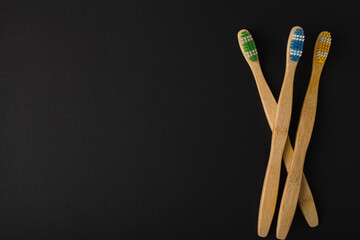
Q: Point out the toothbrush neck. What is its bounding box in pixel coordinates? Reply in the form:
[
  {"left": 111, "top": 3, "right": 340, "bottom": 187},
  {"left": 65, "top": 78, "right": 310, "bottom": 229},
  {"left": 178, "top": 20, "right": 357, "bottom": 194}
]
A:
[{"left": 284, "top": 61, "right": 297, "bottom": 84}]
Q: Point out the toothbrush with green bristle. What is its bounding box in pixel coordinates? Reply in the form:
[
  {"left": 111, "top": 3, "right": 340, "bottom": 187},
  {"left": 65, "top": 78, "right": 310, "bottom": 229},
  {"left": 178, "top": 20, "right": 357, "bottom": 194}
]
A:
[
  {"left": 237, "top": 28, "right": 318, "bottom": 237},
  {"left": 276, "top": 31, "right": 332, "bottom": 240}
]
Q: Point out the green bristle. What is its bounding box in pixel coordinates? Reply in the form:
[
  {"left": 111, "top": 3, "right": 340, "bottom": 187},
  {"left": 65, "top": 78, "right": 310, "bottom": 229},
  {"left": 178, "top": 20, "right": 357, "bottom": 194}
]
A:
[
  {"left": 240, "top": 30, "right": 258, "bottom": 62},
  {"left": 241, "top": 31, "right": 249, "bottom": 37}
]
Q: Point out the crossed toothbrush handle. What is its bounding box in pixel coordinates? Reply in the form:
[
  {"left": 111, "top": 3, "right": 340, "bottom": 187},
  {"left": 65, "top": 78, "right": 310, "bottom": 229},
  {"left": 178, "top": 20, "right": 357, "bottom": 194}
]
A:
[
  {"left": 250, "top": 63, "right": 318, "bottom": 228},
  {"left": 277, "top": 67, "right": 322, "bottom": 239}
]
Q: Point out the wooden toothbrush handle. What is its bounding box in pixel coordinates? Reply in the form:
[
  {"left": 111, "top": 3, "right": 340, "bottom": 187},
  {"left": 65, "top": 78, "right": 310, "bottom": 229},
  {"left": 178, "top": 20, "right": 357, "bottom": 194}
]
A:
[
  {"left": 277, "top": 71, "right": 321, "bottom": 239},
  {"left": 277, "top": 141, "right": 309, "bottom": 239},
  {"left": 282, "top": 137, "right": 318, "bottom": 227},
  {"left": 276, "top": 169, "right": 303, "bottom": 239},
  {"left": 252, "top": 66, "right": 318, "bottom": 227},
  {"left": 258, "top": 65, "right": 295, "bottom": 237},
  {"left": 258, "top": 130, "right": 287, "bottom": 237}
]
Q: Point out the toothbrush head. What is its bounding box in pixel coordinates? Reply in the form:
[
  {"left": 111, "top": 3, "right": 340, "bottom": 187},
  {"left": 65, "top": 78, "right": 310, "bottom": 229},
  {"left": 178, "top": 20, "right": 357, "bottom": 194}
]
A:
[
  {"left": 289, "top": 28, "right": 305, "bottom": 62},
  {"left": 239, "top": 30, "right": 258, "bottom": 62},
  {"left": 316, "top": 31, "right": 331, "bottom": 64}
]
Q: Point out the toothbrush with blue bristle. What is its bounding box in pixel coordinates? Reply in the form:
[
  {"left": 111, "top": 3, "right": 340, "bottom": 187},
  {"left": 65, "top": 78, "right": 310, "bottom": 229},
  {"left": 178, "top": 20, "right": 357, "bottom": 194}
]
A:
[{"left": 257, "top": 26, "right": 305, "bottom": 237}]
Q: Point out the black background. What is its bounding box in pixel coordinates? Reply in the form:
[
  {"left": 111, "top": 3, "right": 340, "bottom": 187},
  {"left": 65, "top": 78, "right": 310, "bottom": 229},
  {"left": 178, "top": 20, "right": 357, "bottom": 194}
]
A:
[{"left": 0, "top": 0, "right": 359, "bottom": 239}]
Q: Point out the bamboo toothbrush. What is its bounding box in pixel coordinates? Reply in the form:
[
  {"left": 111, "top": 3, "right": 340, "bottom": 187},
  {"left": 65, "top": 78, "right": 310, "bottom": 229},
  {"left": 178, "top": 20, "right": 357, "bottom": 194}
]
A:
[
  {"left": 256, "top": 26, "right": 305, "bottom": 237},
  {"left": 237, "top": 29, "right": 318, "bottom": 232},
  {"left": 276, "top": 31, "right": 332, "bottom": 239}
]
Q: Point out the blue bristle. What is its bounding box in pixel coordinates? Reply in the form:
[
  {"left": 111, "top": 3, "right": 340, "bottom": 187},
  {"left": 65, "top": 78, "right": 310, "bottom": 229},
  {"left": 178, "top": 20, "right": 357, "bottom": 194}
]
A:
[{"left": 289, "top": 28, "right": 304, "bottom": 62}]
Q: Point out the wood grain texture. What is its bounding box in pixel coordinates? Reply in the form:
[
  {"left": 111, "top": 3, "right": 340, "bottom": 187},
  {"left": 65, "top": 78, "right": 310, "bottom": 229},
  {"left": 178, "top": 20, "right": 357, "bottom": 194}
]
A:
[
  {"left": 237, "top": 28, "right": 318, "bottom": 237},
  {"left": 276, "top": 31, "right": 329, "bottom": 239},
  {"left": 257, "top": 57, "right": 295, "bottom": 237}
]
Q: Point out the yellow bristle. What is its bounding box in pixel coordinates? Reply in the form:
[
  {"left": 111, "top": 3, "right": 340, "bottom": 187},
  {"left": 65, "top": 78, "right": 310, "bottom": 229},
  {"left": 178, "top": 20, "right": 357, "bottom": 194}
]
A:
[{"left": 316, "top": 32, "right": 332, "bottom": 63}]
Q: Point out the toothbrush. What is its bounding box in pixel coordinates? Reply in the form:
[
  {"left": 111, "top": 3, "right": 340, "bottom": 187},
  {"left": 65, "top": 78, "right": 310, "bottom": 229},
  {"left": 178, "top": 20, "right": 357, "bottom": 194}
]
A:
[
  {"left": 256, "top": 26, "right": 304, "bottom": 237},
  {"left": 276, "top": 31, "right": 331, "bottom": 239},
  {"left": 237, "top": 28, "right": 317, "bottom": 236}
]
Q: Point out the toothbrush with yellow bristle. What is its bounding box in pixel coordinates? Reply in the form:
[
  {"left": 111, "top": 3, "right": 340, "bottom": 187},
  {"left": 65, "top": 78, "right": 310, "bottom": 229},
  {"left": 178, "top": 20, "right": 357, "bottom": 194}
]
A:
[
  {"left": 237, "top": 29, "right": 318, "bottom": 236},
  {"left": 276, "top": 31, "right": 332, "bottom": 239}
]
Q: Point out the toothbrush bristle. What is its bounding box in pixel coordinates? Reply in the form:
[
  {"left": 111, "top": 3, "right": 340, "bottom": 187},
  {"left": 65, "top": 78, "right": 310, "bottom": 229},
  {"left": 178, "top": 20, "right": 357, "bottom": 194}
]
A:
[
  {"left": 240, "top": 30, "right": 258, "bottom": 62},
  {"left": 290, "top": 28, "right": 305, "bottom": 62},
  {"left": 316, "top": 32, "right": 331, "bottom": 63}
]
